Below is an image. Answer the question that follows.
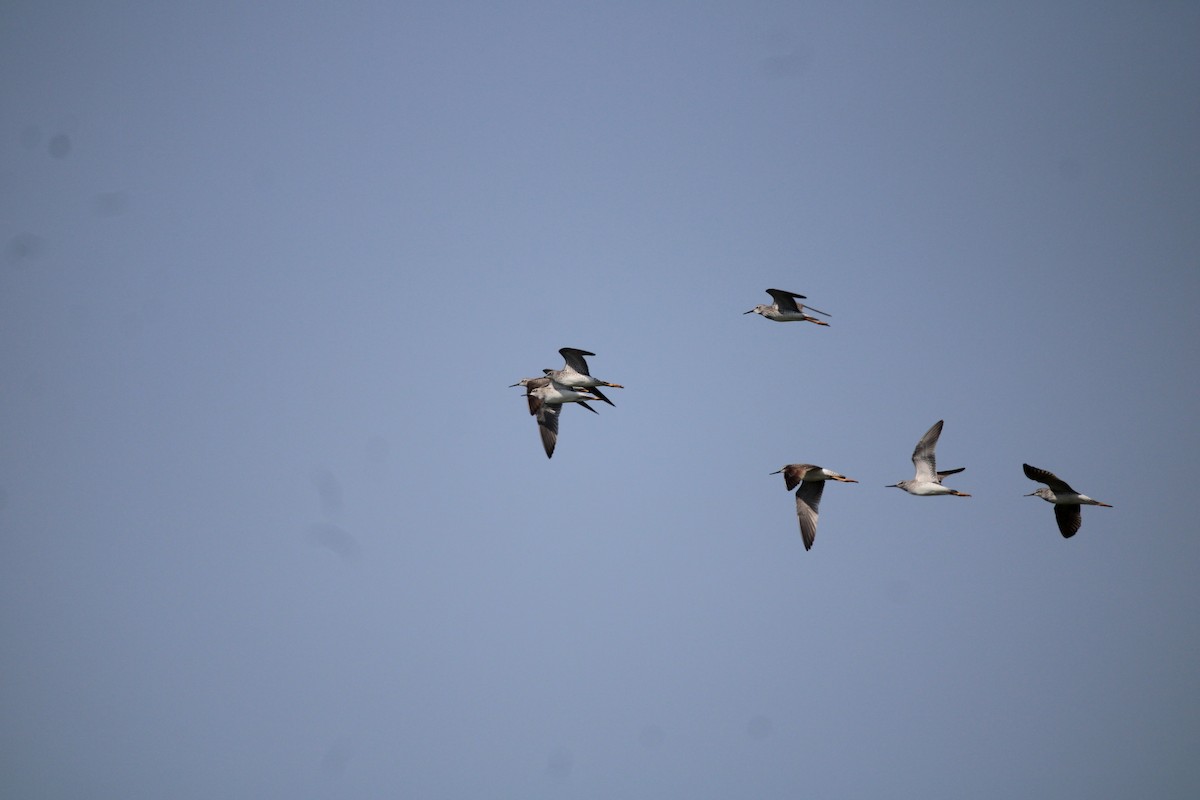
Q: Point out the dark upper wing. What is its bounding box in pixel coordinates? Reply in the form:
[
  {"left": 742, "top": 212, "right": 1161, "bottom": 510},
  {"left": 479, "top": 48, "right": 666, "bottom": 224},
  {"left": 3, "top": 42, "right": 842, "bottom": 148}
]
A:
[
  {"left": 936, "top": 466, "right": 965, "bottom": 483},
  {"left": 764, "top": 288, "right": 804, "bottom": 313},
  {"left": 1023, "top": 463, "right": 1075, "bottom": 493},
  {"left": 795, "top": 480, "right": 825, "bottom": 551},
  {"left": 1054, "top": 504, "right": 1082, "bottom": 538},
  {"left": 558, "top": 348, "right": 596, "bottom": 375},
  {"left": 536, "top": 403, "right": 561, "bottom": 458},
  {"left": 587, "top": 385, "right": 615, "bottom": 407}
]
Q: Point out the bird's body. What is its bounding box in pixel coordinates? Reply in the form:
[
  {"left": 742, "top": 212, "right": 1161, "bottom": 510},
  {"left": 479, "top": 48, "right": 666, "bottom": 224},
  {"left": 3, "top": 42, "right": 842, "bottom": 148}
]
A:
[
  {"left": 543, "top": 348, "right": 623, "bottom": 406},
  {"left": 1023, "top": 463, "right": 1111, "bottom": 538},
  {"left": 887, "top": 420, "right": 971, "bottom": 497},
  {"left": 509, "top": 376, "right": 599, "bottom": 458},
  {"left": 890, "top": 477, "right": 966, "bottom": 497},
  {"left": 770, "top": 463, "right": 857, "bottom": 550},
  {"left": 745, "top": 288, "right": 831, "bottom": 325},
  {"left": 510, "top": 376, "right": 599, "bottom": 410}
]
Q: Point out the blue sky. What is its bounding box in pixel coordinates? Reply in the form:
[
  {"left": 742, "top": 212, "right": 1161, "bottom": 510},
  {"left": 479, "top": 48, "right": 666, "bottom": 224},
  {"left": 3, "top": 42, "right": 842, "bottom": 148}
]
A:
[{"left": 3, "top": 2, "right": 1199, "bottom": 798}]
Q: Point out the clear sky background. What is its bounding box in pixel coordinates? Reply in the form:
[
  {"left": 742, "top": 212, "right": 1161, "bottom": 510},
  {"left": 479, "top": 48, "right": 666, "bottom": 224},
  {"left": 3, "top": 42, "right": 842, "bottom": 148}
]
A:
[{"left": 3, "top": 2, "right": 1199, "bottom": 798}]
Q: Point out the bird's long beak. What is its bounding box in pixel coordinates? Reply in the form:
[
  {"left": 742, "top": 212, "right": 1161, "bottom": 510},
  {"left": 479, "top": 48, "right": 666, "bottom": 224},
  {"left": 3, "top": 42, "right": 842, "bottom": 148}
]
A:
[
  {"left": 743, "top": 309, "right": 755, "bottom": 314},
  {"left": 769, "top": 469, "right": 782, "bottom": 475},
  {"left": 1024, "top": 491, "right": 1037, "bottom": 496},
  {"left": 885, "top": 483, "right": 899, "bottom": 488},
  {"left": 601, "top": 382, "right": 624, "bottom": 388},
  {"left": 1097, "top": 502, "right": 1113, "bottom": 507},
  {"left": 508, "top": 382, "right": 521, "bottom": 388},
  {"left": 839, "top": 477, "right": 858, "bottom": 483}
]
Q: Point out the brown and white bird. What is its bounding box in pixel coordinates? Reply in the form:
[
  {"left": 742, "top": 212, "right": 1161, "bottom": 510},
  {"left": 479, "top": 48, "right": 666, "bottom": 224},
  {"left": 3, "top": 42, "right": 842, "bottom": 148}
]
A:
[
  {"left": 770, "top": 464, "right": 857, "bottom": 550},
  {"left": 1023, "top": 463, "right": 1112, "bottom": 538}
]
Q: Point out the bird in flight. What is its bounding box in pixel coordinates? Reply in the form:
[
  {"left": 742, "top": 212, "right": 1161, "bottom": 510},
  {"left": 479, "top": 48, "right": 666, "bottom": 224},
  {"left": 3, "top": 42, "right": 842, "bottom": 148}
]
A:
[
  {"left": 542, "top": 347, "right": 624, "bottom": 407},
  {"left": 770, "top": 464, "right": 858, "bottom": 550},
  {"left": 1022, "top": 463, "right": 1111, "bottom": 538},
  {"left": 887, "top": 420, "right": 970, "bottom": 497},
  {"left": 744, "top": 288, "right": 831, "bottom": 325}
]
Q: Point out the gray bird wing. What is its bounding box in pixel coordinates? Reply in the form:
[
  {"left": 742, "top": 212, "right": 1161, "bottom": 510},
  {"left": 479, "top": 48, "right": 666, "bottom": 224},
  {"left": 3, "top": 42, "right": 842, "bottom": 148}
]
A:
[
  {"left": 911, "top": 420, "right": 944, "bottom": 482},
  {"left": 795, "top": 480, "right": 825, "bottom": 551},
  {"left": 534, "top": 399, "right": 598, "bottom": 458},
  {"left": 536, "top": 403, "right": 561, "bottom": 458}
]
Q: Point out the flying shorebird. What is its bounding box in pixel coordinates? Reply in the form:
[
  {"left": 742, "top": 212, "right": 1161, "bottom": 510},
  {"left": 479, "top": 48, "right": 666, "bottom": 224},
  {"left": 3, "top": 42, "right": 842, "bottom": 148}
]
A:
[
  {"left": 1022, "top": 463, "right": 1112, "bottom": 538},
  {"left": 542, "top": 347, "right": 624, "bottom": 406},
  {"left": 770, "top": 464, "right": 857, "bottom": 550},
  {"left": 744, "top": 288, "right": 831, "bottom": 325},
  {"left": 509, "top": 376, "right": 600, "bottom": 459},
  {"left": 887, "top": 419, "right": 971, "bottom": 497}
]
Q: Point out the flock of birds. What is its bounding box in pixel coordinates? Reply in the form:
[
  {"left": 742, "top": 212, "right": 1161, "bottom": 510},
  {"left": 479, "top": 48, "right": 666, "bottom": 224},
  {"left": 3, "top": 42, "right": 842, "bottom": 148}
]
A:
[
  {"left": 512, "top": 289, "right": 1112, "bottom": 549},
  {"left": 509, "top": 347, "right": 624, "bottom": 461}
]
